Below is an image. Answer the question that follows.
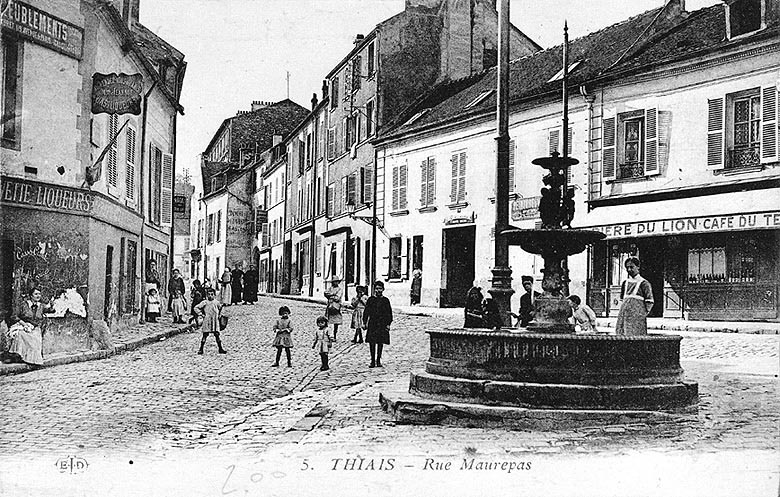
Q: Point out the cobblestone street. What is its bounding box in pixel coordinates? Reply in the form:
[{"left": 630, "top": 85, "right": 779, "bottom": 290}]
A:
[{"left": 1, "top": 296, "right": 778, "bottom": 496}]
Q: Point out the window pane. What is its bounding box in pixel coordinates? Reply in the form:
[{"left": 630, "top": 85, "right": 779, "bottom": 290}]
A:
[
  {"left": 625, "top": 143, "right": 639, "bottom": 162},
  {"left": 734, "top": 100, "right": 749, "bottom": 123},
  {"left": 625, "top": 121, "right": 640, "bottom": 141},
  {"left": 734, "top": 123, "right": 749, "bottom": 146},
  {"left": 750, "top": 96, "right": 760, "bottom": 120}
]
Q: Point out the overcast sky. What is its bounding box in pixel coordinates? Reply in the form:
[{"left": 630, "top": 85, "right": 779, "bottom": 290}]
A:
[{"left": 140, "top": 0, "right": 720, "bottom": 177}]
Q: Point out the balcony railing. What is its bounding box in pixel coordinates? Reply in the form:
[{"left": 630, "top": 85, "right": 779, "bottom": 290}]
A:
[
  {"left": 617, "top": 162, "right": 644, "bottom": 179},
  {"left": 727, "top": 145, "right": 760, "bottom": 169}
]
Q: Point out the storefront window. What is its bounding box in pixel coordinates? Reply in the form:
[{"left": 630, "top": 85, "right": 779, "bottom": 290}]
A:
[
  {"left": 609, "top": 243, "right": 638, "bottom": 286},
  {"left": 687, "top": 247, "right": 726, "bottom": 283}
]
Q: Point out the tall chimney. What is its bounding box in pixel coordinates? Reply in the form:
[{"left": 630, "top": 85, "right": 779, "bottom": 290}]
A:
[
  {"left": 322, "top": 80, "right": 329, "bottom": 100},
  {"left": 311, "top": 93, "right": 319, "bottom": 111}
]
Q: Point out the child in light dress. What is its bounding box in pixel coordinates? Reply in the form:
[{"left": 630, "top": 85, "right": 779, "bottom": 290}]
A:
[
  {"left": 350, "top": 286, "right": 368, "bottom": 344},
  {"left": 145, "top": 288, "right": 161, "bottom": 323},
  {"left": 171, "top": 289, "right": 187, "bottom": 324},
  {"left": 312, "top": 316, "right": 334, "bottom": 371},
  {"left": 194, "top": 288, "right": 227, "bottom": 354},
  {"left": 272, "top": 306, "right": 294, "bottom": 367}
]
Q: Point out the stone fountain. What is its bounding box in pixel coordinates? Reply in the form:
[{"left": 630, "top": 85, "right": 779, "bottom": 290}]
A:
[{"left": 379, "top": 6, "right": 697, "bottom": 427}]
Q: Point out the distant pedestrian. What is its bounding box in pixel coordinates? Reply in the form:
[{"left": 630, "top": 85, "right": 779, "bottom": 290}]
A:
[
  {"left": 271, "top": 305, "right": 294, "bottom": 367},
  {"left": 145, "top": 288, "right": 161, "bottom": 323},
  {"left": 464, "top": 286, "right": 484, "bottom": 328},
  {"left": 312, "top": 316, "right": 334, "bottom": 371},
  {"left": 410, "top": 268, "right": 422, "bottom": 305},
  {"left": 324, "top": 277, "right": 343, "bottom": 340},
  {"left": 170, "top": 289, "right": 187, "bottom": 324},
  {"left": 189, "top": 280, "right": 205, "bottom": 326},
  {"left": 194, "top": 287, "right": 227, "bottom": 354},
  {"left": 350, "top": 285, "right": 368, "bottom": 344},
  {"left": 145, "top": 259, "right": 160, "bottom": 293},
  {"left": 219, "top": 268, "right": 232, "bottom": 305},
  {"left": 567, "top": 295, "right": 598, "bottom": 332},
  {"left": 616, "top": 257, "right": 654, "bottom": 336},
  {"left": 231, "top": 264, "right": 244, "bottom": 304},
  {"left": 243, "top": 264, "right": 259, "bottom": 304},
  {"left": 363, "top": 281, "right": 392, "bottom": 368}
]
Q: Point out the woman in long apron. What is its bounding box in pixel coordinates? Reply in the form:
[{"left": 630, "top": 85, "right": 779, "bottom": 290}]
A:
[{"left": 615, "top": 257, "right": 654, "bottom": 336}]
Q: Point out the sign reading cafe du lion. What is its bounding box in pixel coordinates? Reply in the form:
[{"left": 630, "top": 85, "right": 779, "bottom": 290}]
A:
[{"left": 91, "top": 73, "right": 143, "bottom": 115}]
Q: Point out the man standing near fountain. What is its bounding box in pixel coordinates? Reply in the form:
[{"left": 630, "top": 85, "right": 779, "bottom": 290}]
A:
[
  {"left": 616, "top": 257, "right": 654, "bottom": 336},
  {"left": 514, "top": 276, "right": 540, "bottom": 328}
]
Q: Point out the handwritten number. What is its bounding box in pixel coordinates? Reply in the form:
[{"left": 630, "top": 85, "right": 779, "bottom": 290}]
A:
[
  {"left": 300, "top": 459, "right": 310, "bottom": 471},
  {"left": 222, "top": 464, "right": 238, "bottom": 495}
]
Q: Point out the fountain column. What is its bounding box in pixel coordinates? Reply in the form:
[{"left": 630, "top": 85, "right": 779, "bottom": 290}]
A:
[{"left": 488, "top": 0, "right": 514, "bottom": 325}]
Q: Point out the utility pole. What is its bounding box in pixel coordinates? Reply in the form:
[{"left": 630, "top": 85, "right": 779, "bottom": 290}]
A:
[{"left": 286, "top": 71, "right": 290, "bottom": 100}]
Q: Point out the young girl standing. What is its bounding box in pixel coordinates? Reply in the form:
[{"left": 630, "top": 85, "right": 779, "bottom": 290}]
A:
[
  {"left": 350, "top": 286, "right": 367, "bottom": 344},
  {"left": 171, "top": 289, "right": 187, "bottom": 324},
  {"left": 312, "top": 316, "right": 333, "bottom": 371},
  {"left": 194, "top": 288, "right": 227, "bottom": 354},
  {"left": 145, "top": 288, "right": 161, "bottom": 323},
  {"left": 271, "top": 306, "right": 294, "bottom": 367}
]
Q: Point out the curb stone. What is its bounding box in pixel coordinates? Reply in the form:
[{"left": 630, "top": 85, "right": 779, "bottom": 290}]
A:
[{"left": 0, "top": 323, "right": 196, "bottom": 376}]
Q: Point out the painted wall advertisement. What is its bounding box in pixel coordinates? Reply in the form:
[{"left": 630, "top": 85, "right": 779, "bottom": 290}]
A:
[{"left": 1, "top": 0, "right": 84, "bottom": 59}]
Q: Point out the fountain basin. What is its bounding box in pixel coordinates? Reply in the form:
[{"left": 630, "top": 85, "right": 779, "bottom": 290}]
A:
[
  {"left": 501, "top": 228, "right": 606, "bottom": 257},
  {"left": 408, "top": 329, "right": 698, "bottom": 410}
]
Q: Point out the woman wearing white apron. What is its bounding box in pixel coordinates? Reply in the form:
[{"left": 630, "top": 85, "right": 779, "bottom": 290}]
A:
[{"left": 616, "top": 257, "right": 654, "bottom": 336}]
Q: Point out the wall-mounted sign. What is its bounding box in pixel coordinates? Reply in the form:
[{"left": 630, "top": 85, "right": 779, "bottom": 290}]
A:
[
  {"left": 444, "top": 212, "right": 475, "bottom": 226},
  {"left": 511, "top": 196, "right": 541, "bottom": 221},
  {"left": 91, "top": 73, "right": 143, "bottom": 115},
  {"left": 173, "top": 195, "right": 187, "bottom": 214},
  {"left": 587, "top": 211, "right": 780, "bottom": 239},
  {"left": 1, "top": 176, "right": 94, "bottom": 213},
  {"left": 1, "top": 0, "right": 83, "bottom": 59}
]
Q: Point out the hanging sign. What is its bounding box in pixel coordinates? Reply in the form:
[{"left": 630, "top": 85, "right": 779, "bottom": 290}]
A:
[
  {"left": 91, "top": 73, "right": 143, "bottom": 115},
  {"left": 511, "top": 196, "right": 541, "bottom": 221}
]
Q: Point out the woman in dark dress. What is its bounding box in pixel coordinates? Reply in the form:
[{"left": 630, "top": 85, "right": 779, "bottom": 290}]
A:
[
  {"left": 243, "top": 265, "right": 259, "bottom": 304},
  {"left": 464, "top": 286, "right": 485, "bottom": 328},
  {"left": 363, "top": 281, "right": 392, "bottom": 368},
  {"left": 230, "top": 264, "right": 244, "bottom": 304}
]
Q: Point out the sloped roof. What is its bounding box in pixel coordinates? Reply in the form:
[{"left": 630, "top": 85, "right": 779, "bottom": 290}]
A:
[
  {"left": 131, "top": 21, "right": 187, "bottom": 101},
  {"left": 379, "top": 2, "right": 770, "bottom": 140}
]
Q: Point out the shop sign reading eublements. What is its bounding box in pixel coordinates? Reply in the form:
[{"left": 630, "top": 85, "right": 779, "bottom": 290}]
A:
[
  {"left": 91, "top": 73, "right": 143, "bottom": 115},
  {"left": 588, "top": 211, "right": 780, "bottom": 239},
  {"left": 1, "top": 0, "right": 83, "bottom": 59}
]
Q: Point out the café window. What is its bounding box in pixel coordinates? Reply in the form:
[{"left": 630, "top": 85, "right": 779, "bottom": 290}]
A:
[
  {"left": 608, "top": 242, "right": 638, "bottom": 287},
  {"left": 687, "top": 241, "right": 757, "bottom": 284},
  {"left": 618, "top": 111, "right": 644, "bottom": 179},
  {"left": 730, "top": 93, "right": 760, "bottom": 168}
]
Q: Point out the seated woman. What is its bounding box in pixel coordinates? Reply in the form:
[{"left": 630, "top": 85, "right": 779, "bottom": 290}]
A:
[{"left": 6, "top": 287, "right": 53, "bottom": 366}]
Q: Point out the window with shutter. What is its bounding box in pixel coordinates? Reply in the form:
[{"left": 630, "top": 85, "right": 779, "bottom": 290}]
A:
[
  {"left": 339, "top": 177, "right": 346, "bottom": 214},
  {"left": 548, "top": 128, "right": 560, "bottom": 155},
  {"left": 107, "top": 114, "right": 119, "bottom": 188},
  {"left": 327, "top": 128, "right": 335, "bottom": 159},
  {"left": 160, "top": 152, "right": 173, "bottom": 226},
  {"left": 367, "top": 42, "right": 375, "bottom": 76},
  {"left": 707, "top": 97, "right": 725, "bottom": 170},
  {"left": 361, "top": 165, "right": 373, "bottom": 204},
  {"left": 602, "top": 113, "right": 617, "bottom": 180},
  {"left": 346, "top": 173, "right": 357, "bottom": 206},
  {"left": 366, "top": 100, "right": 375, "bottom": 136},
  {"left": 450, "top": 151, "right": 466, "bottom": 203},
  {"left": 644, "top": 108, "right": 659, "bottom": 175},
  {"left": 760, "top": 86, "right": 778, "bottom": 163},
  {"left": 392, "top": 165, "right": 400, "bottom": 211},
  {"left": 326, "top": 183, "right": 334, "bottom": 217},
  {"left": 125, "top": 125, "right": 136, "bottom": 201},
  {"left": 420, "top": 157, "right": 436, "bottom": 207},
  {"left": 352, "top": 56, "right": 362, "bottom": 91},
  {"left": 331, "top": 76, "right": 339, "bottom": 109},
  {"left": 399, "top": 162, "right": 408, "bottom": 210}
]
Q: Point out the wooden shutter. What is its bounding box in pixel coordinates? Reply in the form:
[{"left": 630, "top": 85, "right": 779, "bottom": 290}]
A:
[
  {"left": 160, "top": 153, "right": 173, "bottom": 227},
  {"left": 658, "top": 110, "right": 672, "bottom": 173},
  {"left": 399, "top": 162, "right": 408, "bottom": 210},
  {"left": 326, "top": 183, "right": 334, "bottom": 217},
  {"left": 427, "top": 157, "right": 436, "bottom": 205},
  {"left": 548, "top": 128, "right": 560, "bottom": 155},
  {"left": 347, "top": 173, "right": 357, "bottom": 206},
  {"left": 566, "top": 127, "right": 574, "bottom": 183},
  {"left": 262, "top": 222, "right": 269, "bottom": 246},
  {"left": 392, "top": 165, "right": 399, "bottom": 211},
  {"left": 420, "top": 159, "right": 429, "bottom": 205},
  {"left": 315, "top": 235, "right": 322, "bottom": 273},
  {"left": 508, "top": 139, "right": 515, "bottom": 193},
  {"left": 353, "top": 55, "right": 362, "bottom": 91},
  {"left": 644, "top": 107, "right": 659, "bottom": 175},
  {"left": 457, "top": 152, "right": 466, "bottom": 202},
  {"left": 401, "top": 236, "right": 410, "bottom": 279},
  {"left": 339, "top": 177, "right": 346, "bottom": 214},
  {"left": 327, "top": 128, "right": 335, "bottom": 159},
  {"left": 361, "top": 165, "right": 373, "bottom": 204},
  {"left": 125, "top": 125, "right": 136, "bottom": 201},
  {"left": 107, "top": 114, "right": 119, "bottom": 187},
  {"left": 706, "top": 97, "right": 725, "bottom": 170},
  {"left": 761, "top": 86, "right": 778, "bottom": 164},
  {"left": 602, "top": 111, "right": 617, "bottom": 180},
  {"left": 450, "top": 153, "right": 459, "bottom": 202},
  {"left": 331, "top": 76, "right": 339, "bottom": 108}
]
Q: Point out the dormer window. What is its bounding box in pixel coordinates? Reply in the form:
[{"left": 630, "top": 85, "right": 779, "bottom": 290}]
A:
[
  {"left": 725, "top": 0, "right": 764, "bottom": 39},
  {"left": 403, "top": 108, "right": 430, "bottom": 127}
]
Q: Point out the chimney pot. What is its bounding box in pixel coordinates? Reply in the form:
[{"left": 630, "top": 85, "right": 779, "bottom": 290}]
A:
[
  {"left": 311, "top": 93, "right": 319, "bottom": 111},
  {"left": 354, "top": 34, "right": 365, "bottom": 45}
]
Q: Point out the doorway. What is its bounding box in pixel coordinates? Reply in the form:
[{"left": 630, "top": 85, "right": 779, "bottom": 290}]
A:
[
  {"left": 104, "top": 245, "right": 114, "bottom": 320},
  {"left": 441, "top": 226, "right": 475, "bottom": 307}
]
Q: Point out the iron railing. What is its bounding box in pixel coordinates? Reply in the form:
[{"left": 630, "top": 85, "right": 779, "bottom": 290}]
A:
[{"left": 727, "top": 145, "right": 760, "bottom": 169}]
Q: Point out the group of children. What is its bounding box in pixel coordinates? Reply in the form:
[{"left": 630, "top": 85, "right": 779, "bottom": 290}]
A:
[{"left": 144, "top": 287, "right": 189, "bottom": 324}]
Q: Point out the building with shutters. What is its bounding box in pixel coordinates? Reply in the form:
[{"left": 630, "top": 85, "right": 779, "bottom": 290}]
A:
[
  {"left": 192, "top": 100, "right": 309, "bottom": 289},
  {"left": 317, "top": 0, "right": 539, "bottom": 304},
  {"left": 374, "top": 0, "right": 780, "bottom": 322},
  {"left": 0, "top": 0, "right": 186, "bottom": 353}
]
